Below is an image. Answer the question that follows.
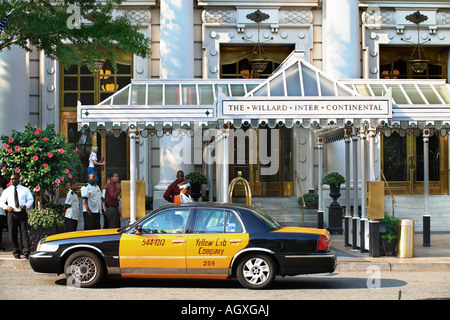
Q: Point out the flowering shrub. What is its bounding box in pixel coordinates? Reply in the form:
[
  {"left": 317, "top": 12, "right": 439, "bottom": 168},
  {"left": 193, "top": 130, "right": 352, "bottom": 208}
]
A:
[{"left": 0, "top": 124, "right": 82, "bottom": 195}]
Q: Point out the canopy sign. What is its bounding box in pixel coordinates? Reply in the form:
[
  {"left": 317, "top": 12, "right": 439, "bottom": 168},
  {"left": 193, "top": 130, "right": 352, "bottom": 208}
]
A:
[{"left": 219, "top": 96, "right": 392, "bottom": 121}]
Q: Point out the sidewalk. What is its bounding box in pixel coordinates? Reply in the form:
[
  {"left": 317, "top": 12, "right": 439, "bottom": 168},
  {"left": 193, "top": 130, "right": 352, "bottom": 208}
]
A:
[
  {"left": 331, "top": 232, "right": 450, "bottom": 271},
  {"left": 1, "top": 229, "right": 450, "bottom": 271}
]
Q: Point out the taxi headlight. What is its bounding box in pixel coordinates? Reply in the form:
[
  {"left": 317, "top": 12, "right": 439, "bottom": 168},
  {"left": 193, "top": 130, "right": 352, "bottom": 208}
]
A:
[{"left": 37, "top": 242, "right": 59, "bottom": 252}]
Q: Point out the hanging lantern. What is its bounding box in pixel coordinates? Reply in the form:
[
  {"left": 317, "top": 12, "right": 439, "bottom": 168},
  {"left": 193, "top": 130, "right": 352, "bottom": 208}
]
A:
[
  {"left": 402, "top": 11, "right": 431, "bottom": 74},
  {"left": 244, "top": 10, "right": 273, "bottom": 74}
]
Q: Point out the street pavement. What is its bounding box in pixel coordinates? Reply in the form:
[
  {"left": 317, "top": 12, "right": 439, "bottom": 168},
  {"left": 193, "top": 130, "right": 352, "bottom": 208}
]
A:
[{"left": 1, "top": 228, "right": 450, "bottom": 271}]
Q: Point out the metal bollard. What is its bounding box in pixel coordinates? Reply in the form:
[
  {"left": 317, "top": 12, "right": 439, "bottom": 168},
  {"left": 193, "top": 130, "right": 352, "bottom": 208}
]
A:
[{"left": 397, "top": 219, "right": 414, "bottom": 258}]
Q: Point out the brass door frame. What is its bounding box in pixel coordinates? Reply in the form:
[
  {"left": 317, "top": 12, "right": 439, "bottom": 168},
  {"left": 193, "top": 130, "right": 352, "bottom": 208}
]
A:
[
  {"left": 381, "top": 132, "right": 448, "bottom": 195},
  {"left": 230, "top": 126, "right": 294, "bottom": 197}
]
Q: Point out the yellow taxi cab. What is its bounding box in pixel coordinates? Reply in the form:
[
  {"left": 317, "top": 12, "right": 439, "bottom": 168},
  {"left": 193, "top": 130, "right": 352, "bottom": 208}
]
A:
[{"left": 30, "top": 203, "right": 335, "bottom": 289}]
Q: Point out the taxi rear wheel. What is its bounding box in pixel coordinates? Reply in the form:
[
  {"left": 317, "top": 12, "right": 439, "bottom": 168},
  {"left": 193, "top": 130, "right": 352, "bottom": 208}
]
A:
[
  {"left": 64, "top": 251, "right": 105, "bottom": 288},
  {"left": 236, "top": 254, "right": 275, "bottom": 289}
]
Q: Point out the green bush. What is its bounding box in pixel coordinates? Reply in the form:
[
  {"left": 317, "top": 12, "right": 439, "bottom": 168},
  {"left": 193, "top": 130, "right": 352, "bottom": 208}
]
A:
[
  {"left": 185, "top": 171, "right": 207, "bottom": 185},
  {"left": 321, "top": 172, "right": 345, "bottom": 188},
  {"left": 379, "top": 213, "right": 400, "bottom": 243},
  {"left": 301, "top": 193, "right": 318, "bottom": 209}
]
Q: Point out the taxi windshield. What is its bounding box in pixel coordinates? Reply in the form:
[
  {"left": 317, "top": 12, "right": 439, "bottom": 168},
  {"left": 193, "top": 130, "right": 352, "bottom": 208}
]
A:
[{"left": 251, "top": 208, "right": 281, "bottom": 231}]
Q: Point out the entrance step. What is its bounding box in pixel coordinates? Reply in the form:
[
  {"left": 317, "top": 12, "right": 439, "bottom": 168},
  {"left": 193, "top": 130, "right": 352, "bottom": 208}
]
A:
[{"left": 233, "top": 196, "right": 319, "bottom": 228}]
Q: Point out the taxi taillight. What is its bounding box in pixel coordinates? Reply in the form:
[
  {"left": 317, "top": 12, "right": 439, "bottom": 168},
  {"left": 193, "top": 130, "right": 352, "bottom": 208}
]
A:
[{"left": 317, "top": 234, "right": 331, "bottom": 252}]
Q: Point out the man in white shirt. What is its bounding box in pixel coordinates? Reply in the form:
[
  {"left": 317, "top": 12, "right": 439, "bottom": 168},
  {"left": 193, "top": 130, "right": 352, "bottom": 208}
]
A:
[
  {"left": 63, "top": 181, "right": 80, "bottom": 232},
  {"left": 0, "top": 174, "right": 34, "bottom": 259},
  {"left": 81, "top": 173, "right": 103, "bottom": 230}
]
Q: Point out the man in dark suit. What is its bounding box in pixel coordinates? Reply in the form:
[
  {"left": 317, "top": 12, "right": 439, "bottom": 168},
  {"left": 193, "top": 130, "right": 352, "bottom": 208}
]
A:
[{"left": 163, "top": 170, "right": 185, "bottom": 203}]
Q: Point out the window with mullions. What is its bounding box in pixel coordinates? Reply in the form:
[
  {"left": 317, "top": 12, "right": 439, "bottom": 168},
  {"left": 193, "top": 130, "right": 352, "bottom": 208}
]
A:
[
  {"left": 60, "top": 56, "right": 133, "bottom": 108},
  {"left": 379, "top": 47, "right": 447, "bottom": 79},
  {"left": 220, "top": 45, "right": 294, "bottom": 79}
]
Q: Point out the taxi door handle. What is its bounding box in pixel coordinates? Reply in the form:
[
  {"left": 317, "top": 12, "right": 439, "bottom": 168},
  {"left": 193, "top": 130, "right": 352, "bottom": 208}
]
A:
[
  {"left": 229, "top": 239, "right": 241, "bottom": 244},
  {"left": 172, "top": 239, "right": 185, "bottom": 244}
]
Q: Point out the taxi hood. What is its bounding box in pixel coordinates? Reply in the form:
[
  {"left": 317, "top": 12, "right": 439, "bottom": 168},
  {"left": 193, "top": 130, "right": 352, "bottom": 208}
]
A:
[{"left": 44, "top": 229, "right": 121, "bottom": 242}]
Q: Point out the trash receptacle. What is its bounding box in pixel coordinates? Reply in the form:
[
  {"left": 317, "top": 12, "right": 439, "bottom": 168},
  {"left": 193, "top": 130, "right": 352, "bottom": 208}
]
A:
[{"left": 397, "top": 219, "right": 414, "bottom": 258}]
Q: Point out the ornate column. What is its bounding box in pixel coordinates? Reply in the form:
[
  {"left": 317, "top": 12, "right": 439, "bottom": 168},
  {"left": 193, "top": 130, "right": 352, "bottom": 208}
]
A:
[
  {"left": 360, "top": 126, "right": 368, "bottom": 253},
  {"left": 352, "top": 127, "right": 359, "bottom": 249},
  {"left": 129, "top": 128, "right": 137, "bottom": 223},
  {"left": 344, "top": 128, "right": 352, "bottom": 246},
  {"left": 0, "top": 46, "right": 30, "bottom": 136},
  {"left": 323, "top": 0, "right": 361, "bottom": 79},
  {"left": 317, "top": 136, "right": 324, "bottom": 229},
  {"left": 153, "top": 0, "right": 195, "bottom": 209},
  {"left": 423, "top": 129, "right": 431, "bottom": 247}
]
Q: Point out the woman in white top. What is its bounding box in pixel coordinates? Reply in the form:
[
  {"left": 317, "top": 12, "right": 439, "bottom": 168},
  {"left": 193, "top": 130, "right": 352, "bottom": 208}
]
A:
[
  {"left": 178, "top": 182, "right": 193, "bottom": 203},
  {"left": 86, "top": 146, "right": 105, "bottom": 182}
]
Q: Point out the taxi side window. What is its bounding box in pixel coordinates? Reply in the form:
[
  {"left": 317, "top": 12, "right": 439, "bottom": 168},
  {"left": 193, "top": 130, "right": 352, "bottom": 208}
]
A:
[
  {"left": 195, "top": 209, "right": 243, "bottom": 233},
  {"left": 141, "top": 209, "right": 190, "bottom": 234}
]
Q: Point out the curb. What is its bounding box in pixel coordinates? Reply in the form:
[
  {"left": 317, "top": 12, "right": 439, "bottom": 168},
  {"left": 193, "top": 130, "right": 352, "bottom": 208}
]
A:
[{"left": 1, "top": 257, "right": 450, "bottom": 272}]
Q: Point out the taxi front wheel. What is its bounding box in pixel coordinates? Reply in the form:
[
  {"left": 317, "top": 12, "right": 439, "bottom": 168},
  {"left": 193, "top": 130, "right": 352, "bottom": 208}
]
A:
[
  {"left": 236, "top": 254, "right": 276, "bottom": 289},
  {"left": 64, "top": 251, "right": 105, "bottom": 288}
]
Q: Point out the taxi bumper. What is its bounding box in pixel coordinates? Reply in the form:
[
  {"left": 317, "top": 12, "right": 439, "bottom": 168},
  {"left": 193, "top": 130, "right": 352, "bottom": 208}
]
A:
[{"left": 278, "top": 253, "right": 336, "bottom": 276}]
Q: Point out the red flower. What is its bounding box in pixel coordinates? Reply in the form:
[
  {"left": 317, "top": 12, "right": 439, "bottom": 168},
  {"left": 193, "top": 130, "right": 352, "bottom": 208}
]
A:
[
  {"left": 47, "top": 153, "right": 53, "bottom": 158},
  {"left": 68, "top": 174, "right": 72, "bottom": 178},
  {"left": 15, "top": 168, "right": 20, "bottom": 173},
  {"left": 14, "top": 146, "right": 19, "bottom": 151},
  {"left": 33, "top": 156, "right": 38, "bottom": 161},
  {"left": 43, "top": 163, "right": 48, "bottom": 168},
  {"left": 34, "top": 130, "right": 39, "bottom": 135},
  {"left": 35, "top": 186, "right": 41, "bottom": 192},
  {"left": 59, "top": 149, "right": 64, "bottom": 154},
  {"left": 3, "top": 144, "right": 8, "bottom": 149},
  {"left": 55, "top": 178, "right": 61, "bottom": 184},
  {"left": 7, "top": 149, "right": 12, "bottom": 154},
  {"left": 8, "top": 138, "right": 13, "bottom": 143},
  {"left": 1, "top": 167, "right": 5, "bottom": 171},
  {"left": 43, "top": 137, "right": 48, "bottom": 141},
  {"left": 65, "top": 169, "right": 69, "bottom": 173}
]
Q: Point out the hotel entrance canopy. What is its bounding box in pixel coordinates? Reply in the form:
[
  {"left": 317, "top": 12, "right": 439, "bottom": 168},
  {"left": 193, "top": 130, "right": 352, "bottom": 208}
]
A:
[
  {"left": 78, "top": 51, "right": 398, "bottom": 132},
  {"left": 78, "top": 51, "right": 450, "bottom": 132}
]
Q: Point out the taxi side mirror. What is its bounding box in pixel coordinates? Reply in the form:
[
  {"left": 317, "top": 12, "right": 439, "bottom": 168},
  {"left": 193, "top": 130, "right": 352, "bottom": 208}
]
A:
[{"left": 135, "top": 225, "right": 143, "bottom": 235}]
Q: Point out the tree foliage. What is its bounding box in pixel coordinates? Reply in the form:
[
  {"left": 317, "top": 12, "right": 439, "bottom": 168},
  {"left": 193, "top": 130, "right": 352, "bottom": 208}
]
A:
[{"left": 0, "top": 0, "right": 151, "bottom": 69}]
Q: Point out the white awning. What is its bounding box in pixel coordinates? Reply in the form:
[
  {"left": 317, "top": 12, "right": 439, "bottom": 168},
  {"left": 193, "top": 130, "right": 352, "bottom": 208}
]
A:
[{"left": 340, "top": 79, "right": 450, "bottom": 128}]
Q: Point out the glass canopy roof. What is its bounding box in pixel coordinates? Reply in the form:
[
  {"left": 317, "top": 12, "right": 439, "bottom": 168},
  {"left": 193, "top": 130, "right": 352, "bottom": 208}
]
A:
[
  {"left": 99, "top": 79, "right": 262, "bottom": 106},
  {"left": 339, "top": 79, "right": 450, "bottom": 105},
  {"left": 245, "top": 57, "right": 357, "bottom": 98}
]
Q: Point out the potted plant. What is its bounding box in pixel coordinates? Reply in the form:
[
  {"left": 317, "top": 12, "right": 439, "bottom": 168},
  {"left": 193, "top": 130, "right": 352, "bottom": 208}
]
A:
[
  {"left": 379, "top": 213, "right": 400, "bottom": 256},
  {"left": 321, "top": 172, "right": 345, "bottom": 235},
  {"left": 185, "top": 171, "right": 207, "bottom": 201},
  {"left": 27, "top": 202, "right": 65, "bottom": 252}
]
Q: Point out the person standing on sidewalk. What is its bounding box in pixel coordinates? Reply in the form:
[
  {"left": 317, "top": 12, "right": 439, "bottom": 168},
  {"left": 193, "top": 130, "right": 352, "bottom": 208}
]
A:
[
  {"left": 104, "top": 172, "right": 121, "bottom": 228},
  {"left": 0, "top": 174, "right": 34, "bottom": 259},
  {"left": 62, "top": 181, "right": 80, "bottom": 232},
  {"left": 0, "top": 176, "right": 7, "bottom": 251},
  {"left": 81, "top": 173, "right": 103, "bottom": 230},
  {"left": 163, "top": 170, "right": 185, "bottom": 203}
]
